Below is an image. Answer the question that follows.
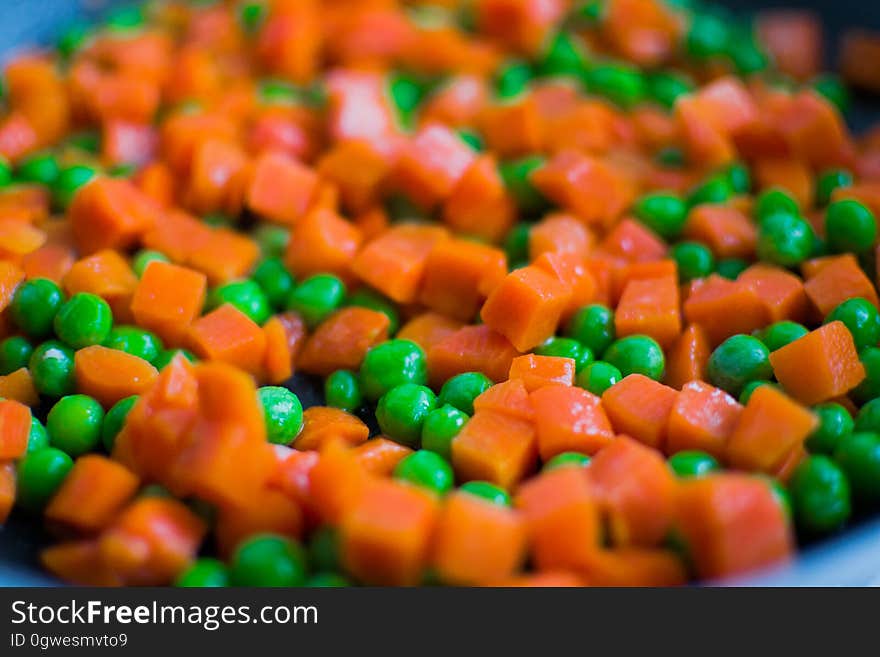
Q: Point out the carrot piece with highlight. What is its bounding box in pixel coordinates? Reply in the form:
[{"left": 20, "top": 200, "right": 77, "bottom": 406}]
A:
[
  {"left": 245, "top": 151, "right": 319, "bottom": 225},
  {"left": 684, "top": 205, "right": 757, "bottom": 259},
  {"left": 297, "top": 307, "right": 389, "bottom": 377},
  {"left": 75, "top": 345, "right": 159, "bottom": 408},
  {"left": 130, "top": 260, "right": 207, "bottom": 346},
  {"left": 285, "top": 207, "right": 362, "bottom": 283},
  {"left": 427, "top": 324, "right": 519, "bottom": 387},
  {"left": 68, "top": 177, "right": 158, "bottom": 255},
  {"left": 602, "top": 374, "right": 678, "bottom": 450},
  {"left": 508, "top": 354, "right": 576, "bottom": 391},
  {"left": 451, "top": 411, "right": 538, "bottom": 489},
  {"left": 803, "top": 253, "right": 879, "bottom": 316},
  {"left": 0, "top": 261, "right": 24, "bottom": 313},
  {"left": 0, "top": 462, "right": 15, "bottom": 524},
  {"left": 185, "top": 304, "right": 267, "bottom": 376},
  {"left": 293, "top": 407, "right": 370, "bottom": 452},
  {"left": 0, "top": 399, "right": 31, "bottom": 460},
  {"left": 664, "top": 324, "right": 711, "bottom": 390},
  {"left": 738, "top": 263, "right": 808, "bottom": 323},
  {"left": 683, "top": 274, "right": 769, "bottom": 346},
  {"left": 473, "top": 378, "right": 535, "bottom": 422},
  {"left": 666, "top": 381, "right": 742, "bottom": 458},
  {"left": 531, "top": 384, "right": 614, "bottom": 459},
  {"left": 353, "top": 438, "right": 413, "bottom": 477},
  {"left": 442, "top": 154, "right": 515, "bottom": 242},
  {"left": 397, "top": 312, "right": 464, "bottom": 354},
  {"left": 0, "top": 368, "right": 39, "bottom": 407},
  {"left": 615, "top": 274, "right": 681, "bottom": 348}
]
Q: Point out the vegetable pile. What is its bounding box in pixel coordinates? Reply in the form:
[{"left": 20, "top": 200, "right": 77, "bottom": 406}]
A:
[{"left": 0, "top": 0, "right": 879, "bottom": 587}]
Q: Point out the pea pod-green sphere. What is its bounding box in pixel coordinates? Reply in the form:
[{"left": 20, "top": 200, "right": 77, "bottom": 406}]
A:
[
  {"left": 360, "top": 339, "right": 427, "bottom": 402},
  {"left": 603, "top": 335, "right": 665, "bottom": 381},
  {"left": 376, "top": 383, "right": 437, "bottom": 447}
]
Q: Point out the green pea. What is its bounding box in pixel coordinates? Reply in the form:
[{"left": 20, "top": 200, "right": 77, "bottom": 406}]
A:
[
  {"left": 572, "top": 0, "right": 605, "bottom": 24},
  {"left": 104, "top": 4, "right": 144, "bottom": 30},
  {"left": 16, "top": 447, "right": 73, "bottom": 511},
  {"left": 308, "top": 526, "right": 341, "bottom": 573},
  {"left": 346, "top": 288, "right": 399, "bottom": 335},
  {"left": 738, "top": 380, "right": 777, "bottom": 405},
  {"left": 576, "top": 360, "right": 622, "bottom": 396},
  {"left": 499, "top": 157, "right": 548, "bottom": 215},
  {"left": 389, "top": 73, "right": 428, "bottom": 128},
  {"left": 757, "top": 212, "right": 814, "bottom": 267},
  {"left": 258, "top": 386, "right": 303, "bottom": 445},
  {"left": 359, "top": 339, "right": 427, "bottom": 402},
  {"left": 66, "top": 131, "right": 100, "bottom": 154},
  {"left": 394, "top": 450, "right": 454, "bottom": 495},
  {"left": 671, "top": 241, "right": 715, "bottom": 283},
  {"left": 29, "top": 340, "right": 75, "bottom": 398},
  {"left": 324, "top": 370, "right": 362, "bottom": 412},
  {"left": 251, "top": 257, "right": 295, "bottom": 310},
  {"left": 826, "top": 199, "right": 877, "bottom": 254},
  {"left": 459, "top": 481, "right": 511, "bottom": 506},
  {"left": 583, "top": 63, "right": 646, "bottom": 109},
  {"left": 376, "top": 383, "right": 437, "bottom": 447},
  {"left": 543, "top": 452, "right": 591, "bottom": 472},
  {"left": 812, "top": 74, "right": 851, "bottom": 115},
  {"left": 728, "top": 35, "right": 769, "bottom": 75},
  {"left": 648, "top": 71, "right": 694, "bottom": 111},
  {"left": 825, "top": 298, "right": 880, "bottom": 351},
  {"left": 495, "top": 60, "right": 533, "bottom": 99},
  {"left": 53, "top": 165, "right": 98, "bottom": 209},
  {"left": 27, "top": 417, "right": 49, "bottom": 454},
  {"left": 258, "top": 79, "right": 300, "bottom": 106},
  {"left": 208, "top": 280, "right": 272, "bottom": 325},
  {"left": 754, "top": 321, "right": 809, "bottom": 352},
  {"left": 755, "top": 188, "right": 799, "bottom": 223},
  {"left": 535, "top": 336, "right": 593, "bottom": 372},
  {"left": 540, "top": 32, "right": 587, "bottom": 77},
  {"left": 797, "top": 403, "right": 849, "bottom": 457},
  {"left": 421, "top": 404, "right": 468, "bottom": 461},
  {"left": 853, "top": 346, "right": 880, "bottom": 404},
  {"left": 131, "top": 250, "right": 169, "bottom": 277},
  {"left": 17, "top": 152, "right": 59, "bottom": 186},
  {"left": 634, "top": 193, "right": 688, "bottom": 239},
  {"left": 724, "top": 162, "right": 752, "bottom": 195},
  {"left": 11, "top": 278, "right": 65, "bottom": 338},
  {"left": 103, "top": 325, "right": 163, "bottom": 362},
  {"left": 305, "top": 573, "right": 350, "bottom": 587},
  {"left": 457, "top": 128, "right": 483, "bottom": 152},
  {"left": 438, "top": 371, "right": 492, "bottom": 416},
  {"left": 685, "top": 13, "right": 730, "bottom": 59},
  {"left": 175, "top": 558, "right": 229, "bottom": 587},
  {"left": 790, "top": 455, "right": 851, "bottom": 534},
  {"left": 0, "top": 336, "right": 33, "bottom": 375},
  {"left": 0, "top": 157, "right": 12, "bottom": 188},
  {"left": 566, "top": 304, "right": 615, "bottom": 356},
  {"left": 152, "top": 348, "right": 197, "bottom": 371},
  {"left": 286, "top": 274, "right": 346, "bottom": 328},
  {"left": 503, "top": 223, "right": 531, "bottom": 264},
  {"left": 668, "top": 450, "right": 721, "bottom": 478},
  {"left": 46, "top": 394, "right": 105, "bottom": 457},
  {"left": 56, "top": 21, "right": 90, "bottom": 58},
  {"left": 855, "top": 396, "right": 880, "bottom": 433},
  {"left": 688, "top": 174, "right": 733, "bottom": 207},
  {"left": 655, "top": 147, "right": 686, "bottom": 168},
  {"left": 101, "top": 395, "right": 138, "bottom": 453},
  {"left": 252, "top": 223, "right": 290, "bottom": 258},
  {"left": 707, "top": 334, "right": 772, "bottom": 397},
  {"left": 816, "top": 169, "right": 853, "bottom": 207},
  {"left": 715, "top": 257, "right": 749, "bottom": 280},
  {"left": 53, "top": 293, "right": 113, "bottom": 349},
  {"left": 229, "top": 534, "right": 308, "bottom": 587},
  {"left": 237, "top": 0, "right": 266, "bottom": 35},
  {"left": 603, "top": 335, "right": 665, "bottom": 381},
  {"left": 833, "top": 432, "right": 880, "bottom": 505}
]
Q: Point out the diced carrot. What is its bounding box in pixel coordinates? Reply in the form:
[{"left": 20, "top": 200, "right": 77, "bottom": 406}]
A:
[
  {"left": 480, "top": 265, "right": 570, "bottom": 352},
  {"left": 531, "top": 384, "right": 614, "bottom": 459},
  {"left": 130, "top": 260, "right": 207, "bottom": 345},
  {"left": 803, "top": 253, "right": 878, "bottom": 317},
  {"left": 68, "top": 177, "right": 158, "bottom": 254},
  {"left": 615, "top": 274, "right": 681, "bottom": 348},
  {"left": 677, "top": 473, "right": 794, "bottom": 580},
  {"left": 0, "top": 462, "right": 15, "bottom": 524},
  {"left": 432, "top": 491, "right": 527, "bottom": 585},
  {"left": 726, "top": 385, "right": 817, "bottom": 474},
  {"left": 515, "top": 466, "right": 600, "bottom": 571},
  {"left": 0, "top": 260, "right": 24, "bottom": 313},
  {"left": 0, "top": 219, "right": 45, "bottom": 258},
  {"left": 753, "top": 157, "right": 813, "bottom": 209},
  {"left": 756, "top": 10, "right": 822, "bottom": 82},
  {"left": 284, "top": 207, "right": 362, "bottom": 283},
  {"left": 0, "top": 399, "right": 31, "bottom": 460},
  {"left": 452, "top": 411, "right": 537, "bottom": 489},
  {"left": 262, "top": 317, "right": 294, "bottom": 385},
  {"left": 427, "top": 324, "right": 519, "bottom": 387},
  {"left": 774, "top": 91, "right": 853, "bottom": 170},
  {"left": 214, "top": 485, "right": 303, "bottom": 558},
  {"left": 45, "top": 455, "right": 139, "bottom": 532},
  {"left": 308, "top": 442, "right": 370, "bottom": 525},
  {"left": 0, "top": 368, "right": 39, "bottom": 407},
  {"left": 599, "top": 217, "right": 668, "bottom": 262},
  {"left": 442, "top": 154, "right": 515, "bottom": 242},
  {"left": 684, "top": 205, "right": 757, "bottom": 259},
  {"left": 297, "top": 307, "right": 389, "bottom": 377},
  {"left": 186, "top": 227, "right": 260, "bottom": 285},
  {"left": 245, "top": 151, "right": 319, "bottom": 225},
  {"left": 769, "top": 321, "right": 866, "bottom": 405},
  {"left": 529, "top": 213, "right": 594, "bottom": 261},
  {"left": 41, "top": 540, "right": 122, "bottom": 586},
  {"left": 353, "top": 438, "right": 413, "bottom": 477},
  {"left": 683, "top": 274, "right": 770, "bottom": 346},
  {"left": 340, "top": 478, "right": 439, "bottom": 586},
  {"left": 666, "top": 381, "right": 742, "bottom": 459},
  {"left": 20, "top": 244, "right": 75, "bottom": 284},
  {"left": 185, "top": 304, "right": 267, "bottom": 376},
  {"left": 102, "top": 120, "right": 157, "bottom": 168},
  {"left": 508, "top": 354, "right": 576, "bottom": 391},
  {"left": 476, "top": 0, "right": 568, "bottom": 56},
  {"left": 602, "top": 374, "right": 678, "bottom": 450},
  {"left": 738, "top": 264, "right": 808, "bottom": 324},
  {"left": 533, "top": 251, "right": 598, "bottom": 320},
  {"left": 675, "top": 95, "right": 735, "bottom": 168},
  {"left": 473, "top": 378, "right": 535, "bottom": 422},
  {"left": 397, "top": 312, "right": 464, "bottom": 354},
  {"left": 479, "top": 95, "right": 543, "bottom": 158},
  {"left": 75, "top": 345, "right": 158, "bottom": 408},
  {"left": 63, "top": 249, "right": 138, "bottom": 321},
  {"left": 293, "top": 407, "right": 370, "bottom": 452},
  {"left": 581, "top": 548, "right": 687, "bottom": 586},
  {"left": 317, "top": 140, "right": 391, "bottom": 214}
]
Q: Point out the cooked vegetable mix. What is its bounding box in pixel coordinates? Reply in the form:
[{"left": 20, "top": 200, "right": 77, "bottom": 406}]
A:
[{"left": 0, "top": 0, "right": 878, "bottom": 588}]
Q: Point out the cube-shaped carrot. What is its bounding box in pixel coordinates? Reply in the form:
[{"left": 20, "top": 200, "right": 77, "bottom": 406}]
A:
[
  {"left": 473, "top": 379, "right": 535, "bottom": 422},
  {"left": 480, "top": 95, "right": 543, "bottom": 158},
  {"left": 75, "top": 346, "right": 159, "bottom": 408},
  {"left": 769, "top": 321, "right": 866, "bottom": 405},
  {"left": 581, "top": 548, "right": 687, "bottom": 586},
  {"left": 0, "top": 219, "right": 45, "bottom": 258},
  {"left": 804, "top": 253, "right": 879, "bottom": 316},
  {"left": 533, "top": 250, "right": 598, "bottom": 320},
  {"left": 480, "top": 265, "right": 570, "bottom": 352},
  {"left": 683, "top": 274, "right": 769, "bottom": 346},
  {"left": 508, "top": 354, "right": 576, "bottom": 391},
  {"left": 285, "top": 207, "right": 362, "bottom": 282},
  {"left": 601, "top": 374, "right": 678, "bottom": 450},
  {"left": 0, "top": 399, "right": 31, "bottom": 460},
  {"left": 0, "top": 368, "right": 39, "bottom": 407},
  {"left": 738, "top": 263, "right": 808, "bottom": 323},
  {"left": 186, "top": 227, "right": 260, "bottom": 286},
  {"left": 63, "top": 249, "right": 138, "bottom": 321},
  {"left": 317, "top": 140, "right": 391, "bottom": 213},
  {"left": 0, "top": 462, "right": 14, "bottom": 524},
  {"left": 598, "top": 217, "right": 667, "bottom": 262},
  {"left": 684, "top": 205, "right": 756, "bottom": 259},
  {"left": 611, "top": 259, "right": 676, "bottom": 305},
  {"left": 664, "top": 324, "right": 711, "bottom": 390},
  {"left": 130, "top": 260, "right": 207, "bottom": 345},
  {"left": 340, "top": 478, "right": 439, "bottom": 586},
  {"left": 515, "top": 466, "right": 600, "bottom": 571},
  {"left": 69, "top": 177, "right": 158, "bottom": 254},
  {"left": 293, "top": 406, "right": 370, "bottom": 452},
  {"left": 726, "top": 385, "right": 818, "bottom": 473},
  {"left": 427, "top": 325, "right": 519, "bottom": 387},
  {"left": 0, "top": 260, "right": 24, "bottom": 313},
  {"left": 297, "top": 307, "right": 389, "bottom": 377},
  {"left": 451, "top": 411, "right": 537, "bottom": 489},
  {"left": 185, "top": 304, "right": 267, "bottom": 376},
  {"left": 529, "top": 213, "right": 594, "bottom": 261},
  {"left": 353, "top": 438, "right": 413, "bottom": 477},
  {"left": 443, "top": 154, "right": 515, "bottom": 242},
  {"left": 615, "top": 274, "right": 681, "bottom": 348},
  {"left": 530, "top": 384, "right": 614, "bottom": 459},
  {"left": 245, "top": 151, "right": 318, "bottom": 225},
  {"left": 666, "top": 381, "right": 742, "bottom": 459},
  {"left": 432, "top": 491, "right": 527, "bottom": 586}
]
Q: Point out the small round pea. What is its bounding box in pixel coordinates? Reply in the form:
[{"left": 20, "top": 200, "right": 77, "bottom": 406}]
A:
[
  {"left": 229, "top": 534, "right": 308, "bottom": 587},
  {"left": 0, "top": 156, "right": 12, "bottom": 188},
  {"left": 755, "top": 188, "right": 799, "bottom": 223},
  {"left": 825, "top": 298, "right": 880, "bottom": 351},
  {"left": 754, "top": 321, "right": 809, "bottom": 352},
  {"left": 757, "top": 212, "right": 814, "bottom": 267},
  {"left": 853, "top": 346, "right": 880, "bottom": 404},
  {"left": 767, "top": 478, "right": 793, "bottom": 521},
  {"left": 251, "top": 257, "right": 295, "bottom": 309},
  {"left": 459, "top": 481, "right": 511, "bottom": 507},
  {"left": 688, "top": 175, "right": 733, "bottom": 207},
  {"left": 543, "top": 452, "right": 591, "bottom": 472},
  {"left": 655, "top": 147, "right": 685, "bottom": 168},
  {"left": 394, "top": 450, "right": 454, "bottom": 495},
  {"left": 152, "top": 348, "right": 197, "bottom": 371},
  {"left": 237, "top": 0, "right": 267, "bottom": 35},
  {"left": 257, "top": 386, "right": 303, "bottom": 445},
  {"left": 421, "top": 405, "right": 468, "bottom": 461},
  {"left": 685, "top": 12, "right": 730, "bottom": 59},
  {"left": 503, "top": 223, "right": 531, "bottom": 264},
  {"left": 10, "top": 278, "right": 65, "bottom": 338},
  {"left": 104, "top": 4, "right": 144, "bottom": 30},
  {"left": 53, "top": 293, "right": 113, "bottom": 349},
  {"left": 308, "top": 526, "right": 341, "bottom": 573},
  {"left": 583, "top": 63, "right": 646, "bottom": 109},
  {"left": 633, "top": 193, "right": 688, "bottom": 240},
  {"left": 815, "top": 169, "right": 853, "bottom": 207},
  {"left": 671, "top": 241, "right": 715, "bottom": 283},
  {"left": 376, "top": 383, "right": 437, "bottom": 447},
  {"left": 53, "top": 164, "right": 97, "bottom": 208},
  {"left": 739, "top": 380, "right": 777, "bottom": 405},
  {"left": 286, "top": 274, "right": 346, "bottom": 328},
  {"left": 0, "top": 336, "right": 33, "bottom": 375},
  {"left": 855, "top": 396, "right": 880, "bottom": 433},
  {"left": 103, "top": 325, "right": 163, "bottom": 362},
  {"left": 359, "top": 339, "right": 428, "bottom": 402},
  {"left": 28, "top": 340, "right": 76, "bottom": 398},
  {"left": 834, "top": 431, "right": 880, "bottom": 505},
  {"left": 252, "top": 223, "right": 290, "bottom": 258},
  {"left": 576, "top": 360, "right": 622, "bottom": 396},
  {"left": 540, "top": 31, "right": 586, "bottom": 77},
  {"left": 324, "top": 370, "right": 362, "bottom": 412},
  {"left": 46, "top": 394, "right": 105, "bottom": 457},
  {"left": 17, "top": 152, "right": 59, "bottom": 186},
  {"left": 707, "top": 334, "right": 772, "bottom": 397},
  {"left": 494, "top": 59, "right": 532, "bottom": 99},
  {"left": 16, "top": 447, "right": 73, "bottom": 511},
  {"left": 668, "top": 450, "right": 721, "bottom": 478},
  {"left": 499, "top": 157, "right": 548, "bottom": 215},
  {"left": 724, "top": 162, "right": 752, "bottom": 195},
  {"left": 535, "top": 336, "right": 593, "bottom": 372},
  {"left": 566, "top": 304, "right": 615, "bottom": 356},
  {"left": 648, "top": 71, "right": 694, "bottom": 110},
  {"left": 715, "top": 257, "right": 749, "bottom": 280},
  {"left": 790, "top": 455, "right": 851, "bottom": 534},
  {"left": 603, "top": 335, "right": 665, "bottom": 381},
  {"left": 208, "top": 280, "right": 272, "bottom": 325},
  {"left": 458, "top": 128, "right": 483, "bottom": 152},
  {"left": 826, "top": 199, "right": 877, "bottom": 254},
  {"left": 175, "top": 558, "right": 229, "bottom": 587},
  {"left": 131, "top": 250, "right": 169, "bottom": 277},
  {"left": 27, "top": 417, "right": 49, "bottom": 454},
  {"left": 806, "top": 403, "right": 854, "bottom": 455},
  {"left": 346, "top": 288, "right": 400, "bottom": 335},
  {"left": 438, "top": 371, "right": 492, "bottom": 416},
  {"left": 812, "top": 74, "right": 851, "bottom": 114},
  {"left": 102, "top": 395, "right": 139, "bottom": 452}
]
